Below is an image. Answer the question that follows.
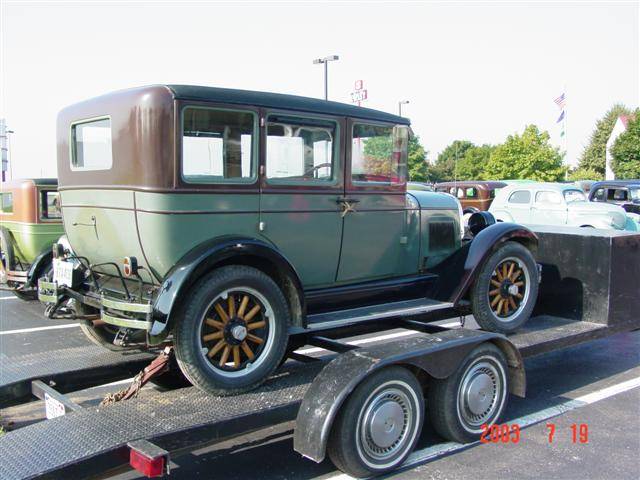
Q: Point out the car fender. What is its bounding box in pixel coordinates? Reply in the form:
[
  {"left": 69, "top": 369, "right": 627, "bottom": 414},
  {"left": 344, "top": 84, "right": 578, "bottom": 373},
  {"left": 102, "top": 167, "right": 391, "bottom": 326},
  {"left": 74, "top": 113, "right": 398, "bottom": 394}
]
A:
[
  {"left": 25, "top": 249, "right": 54, "bottom": 287},
  {"left": 293, "top": 329, "right": 525, "bottom": 463},
  {"left": 489, "top": 209, "right": 514, "bottom": 223},
  {"left": 450, "top": 222, "right": 538, "bottom": 304},
  {"left": 149, "top": 236, "right": 305, "bottom": 340}
]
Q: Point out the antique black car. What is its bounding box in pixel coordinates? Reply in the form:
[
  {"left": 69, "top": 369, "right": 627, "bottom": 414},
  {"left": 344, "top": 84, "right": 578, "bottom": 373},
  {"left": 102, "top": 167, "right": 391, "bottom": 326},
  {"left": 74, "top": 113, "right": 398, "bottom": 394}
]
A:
[{"left": 589, "top": 180, "right": 640, "bottom": 215}]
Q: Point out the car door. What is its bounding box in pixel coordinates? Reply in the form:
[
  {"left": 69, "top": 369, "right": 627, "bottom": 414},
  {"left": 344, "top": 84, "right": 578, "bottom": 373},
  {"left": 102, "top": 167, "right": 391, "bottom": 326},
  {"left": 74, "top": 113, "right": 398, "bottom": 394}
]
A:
[
  {"left": 258, "top": 111, "right": 344, "bottom": 289},
  {"left": 531, "top": 190, "right": 567, "bottom": 225},
  {"left": 505, "top": 189, "right": 532, "bottom": 223},
  {"left": 336, "top": 120, "right": 417, "bottom": 283}
]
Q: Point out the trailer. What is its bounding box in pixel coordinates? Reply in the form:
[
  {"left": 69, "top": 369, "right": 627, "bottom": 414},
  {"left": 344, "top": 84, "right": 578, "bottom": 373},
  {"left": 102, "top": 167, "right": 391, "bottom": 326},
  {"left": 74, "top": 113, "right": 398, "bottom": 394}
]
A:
[{"left": 0, "top": 227, "right": 638, "bottom": 479}]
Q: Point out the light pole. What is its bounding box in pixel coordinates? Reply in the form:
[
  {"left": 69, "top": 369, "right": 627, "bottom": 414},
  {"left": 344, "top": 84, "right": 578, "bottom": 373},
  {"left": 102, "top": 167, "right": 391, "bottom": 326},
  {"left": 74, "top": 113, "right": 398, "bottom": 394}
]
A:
[
  {"left": 313, "top": 55, "right": 339, "bottom": 100},
  {"left": 398, "top": 100, "right": 410, "bottom": 116}
]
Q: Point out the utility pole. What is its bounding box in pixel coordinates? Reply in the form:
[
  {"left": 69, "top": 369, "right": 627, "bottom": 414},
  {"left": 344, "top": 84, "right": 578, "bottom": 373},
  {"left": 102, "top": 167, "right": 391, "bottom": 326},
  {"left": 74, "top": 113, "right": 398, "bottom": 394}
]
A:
[
  {"left": 313, "top": 55, "right": 339, "bottom": 100},
  {"left": 398, "top": 100, "right": 410, "bottom": 116}
]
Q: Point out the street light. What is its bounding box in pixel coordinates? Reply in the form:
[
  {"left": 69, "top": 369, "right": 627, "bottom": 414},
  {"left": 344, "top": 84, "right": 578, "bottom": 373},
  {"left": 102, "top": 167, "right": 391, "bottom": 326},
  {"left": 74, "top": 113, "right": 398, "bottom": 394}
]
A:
[
  {"left": 313, "top": 55, "right": 339, "bottom": 100},
  {"left": 398, "top": 100, "right": 410, "bottom": 116}
]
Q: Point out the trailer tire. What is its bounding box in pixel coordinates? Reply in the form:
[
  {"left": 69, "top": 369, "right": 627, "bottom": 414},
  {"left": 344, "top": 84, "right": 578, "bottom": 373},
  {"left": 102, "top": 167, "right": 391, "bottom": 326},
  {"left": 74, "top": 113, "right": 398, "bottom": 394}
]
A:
[
  {"left": 471, "top": 241, "right": 538, "bottom": 333},
  {"left": 174, "top": 265, "right": 290, "bottom": 396},
  {"left": 327, "top": 366, "right": 424, "bottom": 478},
  {"left": 428, "top": 342, "right": 509, "bottom": 443}
]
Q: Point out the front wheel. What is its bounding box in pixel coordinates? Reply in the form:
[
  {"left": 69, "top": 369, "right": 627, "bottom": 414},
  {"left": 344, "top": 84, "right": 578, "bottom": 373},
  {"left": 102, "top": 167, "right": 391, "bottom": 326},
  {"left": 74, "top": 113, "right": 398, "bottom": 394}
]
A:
[
  {"left": 327, "top": 366, "right": 424, "bottom": 478},
  {"left": 174, "top": 266, "right": 290, "bottom": 396},
  {"left": 471, "top": 241, "right": 538, "bottom": 333}
]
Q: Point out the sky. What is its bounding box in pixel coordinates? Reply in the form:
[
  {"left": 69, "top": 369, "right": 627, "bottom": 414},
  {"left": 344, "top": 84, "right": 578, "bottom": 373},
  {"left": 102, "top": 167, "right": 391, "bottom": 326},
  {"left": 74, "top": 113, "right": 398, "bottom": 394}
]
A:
[{"left": 1, "top": 0, "right": 639, "bottom": 179}]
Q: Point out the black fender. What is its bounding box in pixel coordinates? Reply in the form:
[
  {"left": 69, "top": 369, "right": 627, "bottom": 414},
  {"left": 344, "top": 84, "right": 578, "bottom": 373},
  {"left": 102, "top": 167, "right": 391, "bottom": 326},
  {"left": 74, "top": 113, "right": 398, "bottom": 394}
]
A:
[
  {"left": 149, "top": 236, "right": 305, "bottom": 340},
  {"left": 293, "top": 328, "right": 525, "bottom": 463},
  {"left": 450, "top": 222, "right": 538, "bottom": 304},
  {"left": 25, "top": 249, "right": 54, "bottom": 287}
]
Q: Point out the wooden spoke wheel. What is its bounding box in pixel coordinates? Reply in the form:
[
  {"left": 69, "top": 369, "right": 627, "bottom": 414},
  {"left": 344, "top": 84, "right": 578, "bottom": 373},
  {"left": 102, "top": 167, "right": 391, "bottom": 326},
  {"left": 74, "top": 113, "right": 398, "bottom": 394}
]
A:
[
  {"left": 199, "top": 288, "right": 272, "bottom": 373},
  {"left": 488, "top": 257, "right": 529, "bottom": 320}
]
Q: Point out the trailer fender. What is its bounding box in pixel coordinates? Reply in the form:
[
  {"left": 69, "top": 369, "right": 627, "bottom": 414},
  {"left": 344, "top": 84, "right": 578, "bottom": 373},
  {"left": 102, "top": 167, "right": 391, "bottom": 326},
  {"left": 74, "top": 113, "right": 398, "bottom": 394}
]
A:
[
  {"left": 293, "top": 329, "right": 525, "bottom": 463},
  {"left": 450, "top": 222, "right": 538, "bottom": 304},
  {"left": 149, "top": 236, "right": 305, "bottom": 342}
]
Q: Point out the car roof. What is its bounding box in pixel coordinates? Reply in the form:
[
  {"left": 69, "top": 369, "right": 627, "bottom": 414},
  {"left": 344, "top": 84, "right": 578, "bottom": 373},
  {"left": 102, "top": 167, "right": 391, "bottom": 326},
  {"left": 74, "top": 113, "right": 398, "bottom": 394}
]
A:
[
  {"left": 167, "top": 85, "right": 409, "bottom": 125},
  {"left": 435, "top": 181, "right": 506, "bottom": 189},
  {"left": 500, "top": 182, "right": 585, "bottom": 193},
  {"left": 591, "top": 180, "right": 640, "bottom": 189},
  {"left": 1, "top": 178, "right": 57, "bottom": 188}
]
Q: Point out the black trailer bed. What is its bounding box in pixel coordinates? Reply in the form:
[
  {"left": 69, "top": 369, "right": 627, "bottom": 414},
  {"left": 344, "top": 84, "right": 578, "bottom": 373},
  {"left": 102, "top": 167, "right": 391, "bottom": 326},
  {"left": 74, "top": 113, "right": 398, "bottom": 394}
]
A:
[{"left": 0, "top": 315, "right": 636, "bottom": 480}]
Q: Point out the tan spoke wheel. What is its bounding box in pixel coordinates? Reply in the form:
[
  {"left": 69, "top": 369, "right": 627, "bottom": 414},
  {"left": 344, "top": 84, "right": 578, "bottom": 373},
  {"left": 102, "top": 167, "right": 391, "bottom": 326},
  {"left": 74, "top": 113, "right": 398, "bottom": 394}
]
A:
[
  {"left": 200, "top": 291, "right": 270, "bottom": 372},
  {"left": 488, "top": 258, "right": 528, "bottom": 319}
]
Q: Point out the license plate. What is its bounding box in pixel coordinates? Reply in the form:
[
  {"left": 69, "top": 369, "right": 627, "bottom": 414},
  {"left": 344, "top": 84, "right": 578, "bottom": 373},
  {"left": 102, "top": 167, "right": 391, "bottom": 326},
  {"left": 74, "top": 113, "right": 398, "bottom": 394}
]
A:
[
  {"left": 44, "top": 392, "right": 66, "bottom": 419},
  {"left": 53, "top": 259, "right": 74, "bottom": 287}
]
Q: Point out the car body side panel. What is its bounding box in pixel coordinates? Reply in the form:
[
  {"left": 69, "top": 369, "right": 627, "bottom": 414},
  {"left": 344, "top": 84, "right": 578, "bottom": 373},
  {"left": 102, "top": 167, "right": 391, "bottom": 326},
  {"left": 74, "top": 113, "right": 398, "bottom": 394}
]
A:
[{"left": 0, "top": 221, "right": 63, "bottom": 264}]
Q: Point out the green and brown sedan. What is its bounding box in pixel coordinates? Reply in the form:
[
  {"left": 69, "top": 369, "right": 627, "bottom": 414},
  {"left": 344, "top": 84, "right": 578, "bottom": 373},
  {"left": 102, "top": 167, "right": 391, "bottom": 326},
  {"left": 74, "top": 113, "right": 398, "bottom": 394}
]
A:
[
  {"left": 1, "top": 178, "right": 64, "bottom": 300},
  {"left": 40, "top": 85, "right": 540, "bottom": 396}
]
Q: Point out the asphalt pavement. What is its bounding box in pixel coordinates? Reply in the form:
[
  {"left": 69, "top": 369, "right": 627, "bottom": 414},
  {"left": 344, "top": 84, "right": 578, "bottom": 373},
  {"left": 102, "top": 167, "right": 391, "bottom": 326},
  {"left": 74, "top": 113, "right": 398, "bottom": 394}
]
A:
[{"left": 0, "top": 291, "right": 639, "bottom": 479}]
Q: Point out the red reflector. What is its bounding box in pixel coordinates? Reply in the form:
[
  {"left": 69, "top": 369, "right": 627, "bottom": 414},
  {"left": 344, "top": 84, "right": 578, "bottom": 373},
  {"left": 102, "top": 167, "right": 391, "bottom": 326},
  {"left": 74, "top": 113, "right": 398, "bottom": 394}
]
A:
[{"left": 130, "top": 449, "right": 165, "bottom": 478}]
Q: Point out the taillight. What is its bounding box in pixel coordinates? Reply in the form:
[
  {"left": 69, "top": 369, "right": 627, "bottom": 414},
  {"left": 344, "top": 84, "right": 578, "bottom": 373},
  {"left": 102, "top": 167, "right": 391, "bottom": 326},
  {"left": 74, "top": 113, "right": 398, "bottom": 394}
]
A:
[
  {"left": 123, "top": 256, "right": 138, "bottom": 277},
  {"left": 129, "top": 449, "right": 166, "bottom": 478}
]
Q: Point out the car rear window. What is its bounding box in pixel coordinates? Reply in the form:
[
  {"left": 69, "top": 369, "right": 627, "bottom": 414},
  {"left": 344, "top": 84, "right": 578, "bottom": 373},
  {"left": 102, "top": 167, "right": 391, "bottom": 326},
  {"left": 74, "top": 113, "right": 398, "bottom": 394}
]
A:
[
  {"left": 41, "top": 191, "right": 61, "bottom": 219},
  {"left": 71, "top": 118, "right": 113, "bottom": 171}
]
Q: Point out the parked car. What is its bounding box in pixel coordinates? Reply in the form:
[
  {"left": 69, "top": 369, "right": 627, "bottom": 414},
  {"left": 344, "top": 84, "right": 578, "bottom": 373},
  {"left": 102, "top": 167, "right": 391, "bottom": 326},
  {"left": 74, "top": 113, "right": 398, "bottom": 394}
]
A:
[
  {"left": 407, "top": 181, "right": 434, "bottom": 191},
  {"left": 40, "top": 85, "right": 540, "bottom": 395},
  {"left": 589, "top": 180, "right": 640, "bottom": 215},
  {"left": 489, "top": 182, "right": 637, "bottom": 230},
  {"left": 435, "top": 181, "right": 507, "bottom": 214},
  {"left": 0, "top": 178, "right": 64, "bottom": 300}
]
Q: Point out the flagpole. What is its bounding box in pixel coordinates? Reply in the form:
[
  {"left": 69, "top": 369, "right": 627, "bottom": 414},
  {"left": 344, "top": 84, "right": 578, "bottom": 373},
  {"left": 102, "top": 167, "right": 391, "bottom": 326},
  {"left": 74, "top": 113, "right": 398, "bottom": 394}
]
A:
[{"left": 564, "top": 84, "right": 568, "bottom": 177}]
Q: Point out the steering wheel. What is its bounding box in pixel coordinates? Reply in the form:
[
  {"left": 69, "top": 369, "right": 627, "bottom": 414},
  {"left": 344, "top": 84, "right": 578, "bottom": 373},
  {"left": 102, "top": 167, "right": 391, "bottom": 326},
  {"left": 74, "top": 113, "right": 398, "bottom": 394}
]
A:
[{"left": 302, "top": 163, "right": 332, "bottom": 178}]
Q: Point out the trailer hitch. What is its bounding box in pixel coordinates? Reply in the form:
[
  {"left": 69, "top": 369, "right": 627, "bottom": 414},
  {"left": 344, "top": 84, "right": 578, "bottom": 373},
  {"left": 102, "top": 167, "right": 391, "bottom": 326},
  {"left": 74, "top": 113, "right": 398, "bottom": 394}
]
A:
[{"left": 101, "top": 347, "right": 173, "bottom": 405}]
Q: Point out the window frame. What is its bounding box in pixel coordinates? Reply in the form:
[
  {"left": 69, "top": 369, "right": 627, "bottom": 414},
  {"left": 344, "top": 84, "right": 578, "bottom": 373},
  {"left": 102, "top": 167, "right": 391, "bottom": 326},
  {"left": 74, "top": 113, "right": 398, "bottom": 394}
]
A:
[
  {"left": 179, "top": 104, "right": 259, "bottom": 186},
  {"left": 39, "top": 189, "right": 62, "bottom": 222},
  {"left": 346, "top": 119, "right": 407, "bottom": 193},
  {"left": 263, "top": 112, "right": 341, "bottom": 188},
  {"left": 69, "top": 116, "right": 114, "bottom": 172}
]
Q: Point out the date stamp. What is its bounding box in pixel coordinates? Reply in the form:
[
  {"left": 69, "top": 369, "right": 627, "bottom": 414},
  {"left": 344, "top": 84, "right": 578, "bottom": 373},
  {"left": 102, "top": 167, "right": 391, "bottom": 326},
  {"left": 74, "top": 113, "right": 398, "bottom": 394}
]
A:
[{"left": 479, "top": 423, "right": 589, "bottom": 444}]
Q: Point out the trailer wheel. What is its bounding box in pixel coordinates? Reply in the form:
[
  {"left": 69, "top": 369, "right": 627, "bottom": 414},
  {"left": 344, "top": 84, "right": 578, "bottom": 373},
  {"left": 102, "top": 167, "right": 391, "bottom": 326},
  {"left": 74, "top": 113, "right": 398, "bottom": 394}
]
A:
[
  {"left": 428, "top": 343, "right": 509, "bottom": 443},
  {"left": 471, "top": 241, "right": 538, "bottom": 333},
  {"left": 174, "top": 265, "right": 290, "bottom": 396},
  {"left": 327, "top": 366, "right": 424, "bottom": 478}
]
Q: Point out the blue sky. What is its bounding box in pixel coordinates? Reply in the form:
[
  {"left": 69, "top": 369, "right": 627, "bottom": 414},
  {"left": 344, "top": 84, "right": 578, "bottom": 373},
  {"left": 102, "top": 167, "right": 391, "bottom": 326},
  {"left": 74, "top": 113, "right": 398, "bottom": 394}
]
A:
[{"left": 1, "top": 1, "right": 638, "bottom": 179}]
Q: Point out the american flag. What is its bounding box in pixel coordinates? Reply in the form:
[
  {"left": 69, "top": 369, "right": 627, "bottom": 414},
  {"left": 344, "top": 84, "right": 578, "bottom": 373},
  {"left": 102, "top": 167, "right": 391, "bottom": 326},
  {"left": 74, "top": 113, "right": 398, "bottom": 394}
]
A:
[{"left": 554, "top": 93, "right": 566, "bottom": 110}]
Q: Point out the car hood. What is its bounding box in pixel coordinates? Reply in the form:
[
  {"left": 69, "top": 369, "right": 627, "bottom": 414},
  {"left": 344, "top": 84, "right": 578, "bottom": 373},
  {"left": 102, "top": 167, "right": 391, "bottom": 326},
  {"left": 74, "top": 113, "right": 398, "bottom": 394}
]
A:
[{"left": 568, "top": 201, "right": 627, "bottom": 228}]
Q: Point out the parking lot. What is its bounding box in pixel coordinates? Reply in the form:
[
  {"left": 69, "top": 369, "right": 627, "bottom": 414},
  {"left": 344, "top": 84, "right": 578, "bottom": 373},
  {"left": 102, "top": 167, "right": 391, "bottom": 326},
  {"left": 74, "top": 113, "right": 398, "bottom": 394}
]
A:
[{"left": 1, "top": 290, "right": 638, "bottom": 480}]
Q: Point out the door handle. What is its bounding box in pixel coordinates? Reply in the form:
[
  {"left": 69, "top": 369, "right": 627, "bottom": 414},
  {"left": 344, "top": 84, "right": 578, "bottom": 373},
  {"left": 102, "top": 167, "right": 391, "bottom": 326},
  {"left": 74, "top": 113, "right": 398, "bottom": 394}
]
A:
[{"left": 336, "top": 198, "right": 359, "bottom": 217}]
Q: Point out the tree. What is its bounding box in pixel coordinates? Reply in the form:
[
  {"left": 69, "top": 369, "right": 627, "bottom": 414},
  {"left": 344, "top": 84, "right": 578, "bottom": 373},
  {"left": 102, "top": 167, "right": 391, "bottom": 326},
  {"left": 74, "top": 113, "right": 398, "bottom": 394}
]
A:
[
  {"left": 362, "top": 134, "right": 431, "bottom": 181},
  {"left": 578, "top": 104, "right": 633, "bottom": 177},
  {"left": 455, "top": 144, "right": 494, "bottom": 180},
  {"left": 432, "top": 140, "right": 475, "bottom": 181},
  {"left": 611, "top": 111, "right": 640, "bottom": 179},
  {"left": 407, "top": 135, "right": 430, "bottom": 182},
  {"left": 567, "top": 166, "right": 602, "bottom": 181},
  {"left": 484, "top": 125, "right": 566, "bottom": 181}
]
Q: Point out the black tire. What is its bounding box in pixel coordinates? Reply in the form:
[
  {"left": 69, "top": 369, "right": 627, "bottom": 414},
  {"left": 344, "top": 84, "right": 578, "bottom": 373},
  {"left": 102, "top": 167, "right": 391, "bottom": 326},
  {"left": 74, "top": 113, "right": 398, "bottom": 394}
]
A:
[
  {"left": 428, "top": 342, "right": 509, "bottom": 443},
  {"left": 471, "top": 241, "right": 538, "bottom": 333},
  {"left": 12, "top": 289, "right": 37, "bottom": 301},
  {"left": 327, "top": 366, "right": 424, "bottom": 478},
  {"left": 76, "top": 300, "right": 134, "bottom": 352},
  {"left": 174, "top": 265, "right": 290, "bottom": 396},
  {"left": 150, "top": 353, "right": 192, "bottom": 389}
]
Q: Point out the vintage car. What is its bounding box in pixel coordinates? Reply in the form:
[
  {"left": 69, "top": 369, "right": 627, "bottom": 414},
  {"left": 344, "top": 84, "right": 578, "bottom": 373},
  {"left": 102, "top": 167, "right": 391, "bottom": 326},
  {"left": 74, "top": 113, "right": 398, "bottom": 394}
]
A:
[
  {"left": 40, "top": 85, "right": 540, "bottom": 395},
  {"left": 435, "top": 181, "right": 507, "bottom": 214},
  {"left": 589, "top": 180, "right": 640, "bottom": 215},
  {"left": 489, "top": 182, "right": 638, "bottom": 231},
  {"left": 0, "top": 178, "right": 64, "bottom": 300}
]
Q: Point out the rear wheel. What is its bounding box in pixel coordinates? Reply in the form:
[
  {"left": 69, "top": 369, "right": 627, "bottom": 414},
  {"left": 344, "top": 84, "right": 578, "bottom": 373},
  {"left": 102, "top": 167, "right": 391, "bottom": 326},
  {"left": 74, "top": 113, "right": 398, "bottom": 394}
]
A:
[
  {"left": 174, "top": 266, "right": 290, "bottom": 396},
  {"left": 471, "top": 241, "right": 538, "bottom": 333},
  {"left": 428, "top": 343, "right": 509, "bottom": 443},
  {"left": 327, "top": 366, "right": 424, "bottom": 478}
]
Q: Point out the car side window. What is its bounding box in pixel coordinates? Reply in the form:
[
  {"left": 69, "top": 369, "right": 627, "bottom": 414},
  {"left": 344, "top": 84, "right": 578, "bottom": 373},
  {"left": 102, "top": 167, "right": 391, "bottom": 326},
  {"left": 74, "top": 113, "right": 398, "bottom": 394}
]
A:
[
  {"left": 592, "top": 188, "right": 605, "bottom": 201},
  {"left": 535, "top": 191, "right": 562, "bottom": 205},
  {"left": 351, "top": 123, "right": 407, "bottom": 185},
  {"left": 608, "top": 188, "right": 628, "bottom": 201},
  {"left": 266, "top": 115, "right": 336, "bottom": 184},
  {"left": 1, "top": 192, "right": 13, "bottom": 213},
  {"left": 465, "top": 188, "right": 477, "bottom": 198},
  {"left": 41, "top": 191, "right": 61, "bottom": 219},
  {"left": 182, "top": 107, "right": 256, "bottom": 183},
  {"left": 508, "top": 190, "right": 531, "bottom": 204}
]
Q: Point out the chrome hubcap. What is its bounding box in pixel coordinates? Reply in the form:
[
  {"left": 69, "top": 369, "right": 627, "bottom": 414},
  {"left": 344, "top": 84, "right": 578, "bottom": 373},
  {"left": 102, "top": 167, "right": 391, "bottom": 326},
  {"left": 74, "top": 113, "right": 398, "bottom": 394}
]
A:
[
  {"left": 464, "top": 373, "right": 493, "bottom": 415},
  {"left": 458, "top": 359, "right": 503, "bottom": 430},
  {"left": 368, "top": 400, "right": 405, "bottom": 449}
]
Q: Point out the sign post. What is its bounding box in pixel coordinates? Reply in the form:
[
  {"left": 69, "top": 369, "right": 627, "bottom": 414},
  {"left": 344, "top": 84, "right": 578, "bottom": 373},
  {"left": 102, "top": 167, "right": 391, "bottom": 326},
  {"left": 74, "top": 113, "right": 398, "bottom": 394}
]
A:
[{"left": 350, "top": 80, "right": 368, "bottom": 107}]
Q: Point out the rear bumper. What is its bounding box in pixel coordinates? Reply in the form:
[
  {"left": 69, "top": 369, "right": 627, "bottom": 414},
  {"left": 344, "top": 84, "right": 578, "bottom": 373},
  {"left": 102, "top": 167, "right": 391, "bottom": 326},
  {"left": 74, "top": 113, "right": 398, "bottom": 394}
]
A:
[{"left": 38, "top": 279, "right": 154, "bottom": 330}]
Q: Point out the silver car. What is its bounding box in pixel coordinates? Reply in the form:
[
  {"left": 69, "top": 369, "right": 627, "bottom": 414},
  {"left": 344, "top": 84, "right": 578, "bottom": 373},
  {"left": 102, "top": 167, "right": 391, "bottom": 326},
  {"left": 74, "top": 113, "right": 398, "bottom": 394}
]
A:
[{"left": 489, "top": 182, "right": 637, "bottom": 231}]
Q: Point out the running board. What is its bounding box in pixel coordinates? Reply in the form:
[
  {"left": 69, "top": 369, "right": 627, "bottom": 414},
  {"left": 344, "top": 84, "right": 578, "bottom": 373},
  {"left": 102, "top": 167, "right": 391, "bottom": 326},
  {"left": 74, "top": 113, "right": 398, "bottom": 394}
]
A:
[{"left": 305, "top": 298, "right": 454, "bottom": 331}]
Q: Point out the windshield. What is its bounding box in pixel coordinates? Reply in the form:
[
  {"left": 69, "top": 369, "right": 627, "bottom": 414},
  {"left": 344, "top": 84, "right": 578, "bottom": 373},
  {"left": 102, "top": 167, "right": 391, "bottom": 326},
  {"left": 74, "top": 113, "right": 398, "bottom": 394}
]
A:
[
  {"left": 630, "top": 188, "right": 640, "bottom": 201},
  {"left": 563, "top": 189, "right": 587, "bottom": 203}
]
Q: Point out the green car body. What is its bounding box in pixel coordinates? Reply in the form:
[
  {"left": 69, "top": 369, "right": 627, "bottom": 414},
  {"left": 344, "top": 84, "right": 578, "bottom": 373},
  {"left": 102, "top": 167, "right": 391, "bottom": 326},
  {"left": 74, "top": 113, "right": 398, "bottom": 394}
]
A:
[{"left": 41, "top": 85, "right": 539, "bottom": 395}]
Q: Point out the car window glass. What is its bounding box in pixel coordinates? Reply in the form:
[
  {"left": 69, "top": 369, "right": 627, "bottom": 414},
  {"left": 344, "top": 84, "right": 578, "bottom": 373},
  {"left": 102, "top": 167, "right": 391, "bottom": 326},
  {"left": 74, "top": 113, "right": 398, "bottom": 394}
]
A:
[
  {"left": 1, "top": 192, "right": 13, "bottom": 213},
  {"left": 630, "top": 188, "right": 639, "bottom": 201},
  {"left": 266, "top": 116, "right": 336, "bottom": 183},
  {"left": 71, "top": 118, "right": 113, "bottom": 170},
  {"left": 182, "top": 107, "right": 255, "bottom": 183},
  {"left": 508, "top": 190, "right": 531, "bottom": 204},
  {"left": 42, "top": 191, "right": 61, "bottom": 219},
  {"left": 592, "top": 188, "right": 605, "bottom": 201},
  {"left": 465, "top": 188, "right": 477, "bottom": 198},
  {"left": 457, "top": 188, "right": 464, "bottom": 198},
  {"left": 608, "top": 188, "right": 628, "bottom": 201},
  {"left": 535, "top": 191, "right": 562, "bottom": 205},
  {"left": 563, "top": 189, "right": 587, "bottom": 203},
  {"left": 351, "top": 124, "right": 407, "bottom": 184}
]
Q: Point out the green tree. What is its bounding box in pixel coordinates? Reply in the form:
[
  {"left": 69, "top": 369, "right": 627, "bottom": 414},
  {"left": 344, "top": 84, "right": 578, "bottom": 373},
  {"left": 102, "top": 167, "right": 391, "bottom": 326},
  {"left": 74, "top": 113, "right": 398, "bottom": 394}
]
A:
[
  {"left": 407, "top": 135, "right": 429, "bottom": 182},
  {"left": 578, "top": 104, "right": 633, "bottom": 177},
  {"left": 566, "top": 166, "right": 602, "bottom": 181},
  {"left": 456, "top": 144, "right": 494, "bottom": 180},
  {"left": 433, "top": 140, "right": 475, "bottom": 181},
  {"left": 484, "top": 125, "right": 566, "bottom": 181},
  {"left": 362, "top": 134, "right": 431, "bottom": 181},
  {"left": 611, "top": 111, "right": 640, "bottom": 179}
]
